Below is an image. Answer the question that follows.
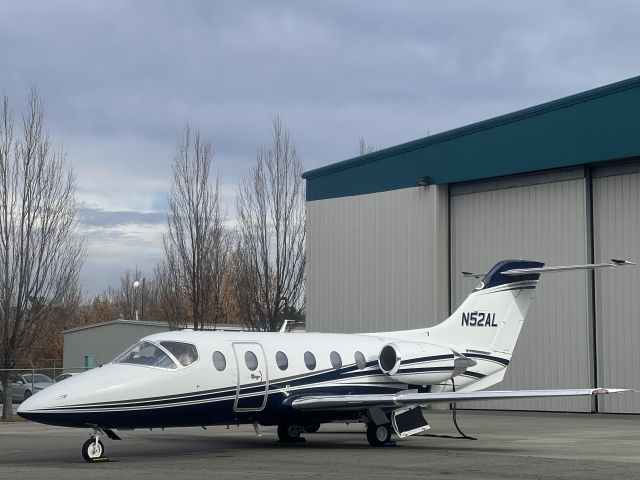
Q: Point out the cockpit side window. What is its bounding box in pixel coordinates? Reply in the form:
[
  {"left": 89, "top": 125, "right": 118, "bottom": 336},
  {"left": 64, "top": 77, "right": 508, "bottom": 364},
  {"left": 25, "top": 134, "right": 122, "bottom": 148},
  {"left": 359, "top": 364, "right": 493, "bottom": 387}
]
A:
[
  {"left": 114, "top": 341, "right": 178, "bottom": 369},
  {"left": 160, "top": 341, "right": 199, "bottom": 367}
]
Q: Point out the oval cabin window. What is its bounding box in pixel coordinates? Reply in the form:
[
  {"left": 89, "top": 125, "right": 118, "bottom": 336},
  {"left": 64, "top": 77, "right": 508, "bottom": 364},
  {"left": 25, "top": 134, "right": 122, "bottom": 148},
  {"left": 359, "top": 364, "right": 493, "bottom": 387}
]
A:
[
  {"left": 330, "top": 351, "right": 342, "bottom": 369},
  {"left": 355, "top": 351, "right": 366, "bottom": 370},
  {"left": 245, "top": 351, "right": 259, "bottom": 371},
  {"left": 304, "top": 351, "right": 316, "bottom": 370},
  {"left": 276, "top": 351, "right": 289, "bottom": 371},
  {"left": 212, "top": 351, "right": 226, "bottom": 371}
]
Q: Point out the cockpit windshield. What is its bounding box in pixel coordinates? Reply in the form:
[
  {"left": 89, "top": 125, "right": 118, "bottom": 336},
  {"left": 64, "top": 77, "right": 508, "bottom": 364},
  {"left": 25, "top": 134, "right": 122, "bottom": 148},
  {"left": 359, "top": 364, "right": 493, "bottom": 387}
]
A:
[
  {"left": 114, "top": 341, "right": 178, "bottom": 369},
  {"left": 160, "top": 341, "right": 199, "bottom": 367}
]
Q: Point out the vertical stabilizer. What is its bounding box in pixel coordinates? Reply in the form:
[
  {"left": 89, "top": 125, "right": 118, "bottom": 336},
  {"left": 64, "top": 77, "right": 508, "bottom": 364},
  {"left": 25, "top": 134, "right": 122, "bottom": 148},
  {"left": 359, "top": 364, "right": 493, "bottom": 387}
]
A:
[{"left": 428, "top": 260, "right": 544, "bottom": 354}]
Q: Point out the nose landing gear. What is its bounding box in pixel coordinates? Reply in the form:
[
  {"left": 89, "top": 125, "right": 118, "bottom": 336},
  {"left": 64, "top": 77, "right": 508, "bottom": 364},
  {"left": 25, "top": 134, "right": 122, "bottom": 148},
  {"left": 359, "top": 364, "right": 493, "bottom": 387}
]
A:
[
  {"left": 82, "top": 436, "right": 105, "bottom": 462},
  {"left": 82, "top": 427, "right": 120, "bottom": 462},
  {"left": 82, "top": 429, "right": 107, "bottom": 462}
]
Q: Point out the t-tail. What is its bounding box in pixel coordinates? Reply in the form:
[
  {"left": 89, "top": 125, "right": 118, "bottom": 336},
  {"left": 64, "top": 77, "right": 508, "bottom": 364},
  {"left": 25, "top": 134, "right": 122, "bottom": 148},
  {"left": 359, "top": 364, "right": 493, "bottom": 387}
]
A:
[
  {"left": 408, "top": 258, "right": 635, "bottom": 391},
  {"left": 429, "top": 260, "right": 543, "bottom": 357}
]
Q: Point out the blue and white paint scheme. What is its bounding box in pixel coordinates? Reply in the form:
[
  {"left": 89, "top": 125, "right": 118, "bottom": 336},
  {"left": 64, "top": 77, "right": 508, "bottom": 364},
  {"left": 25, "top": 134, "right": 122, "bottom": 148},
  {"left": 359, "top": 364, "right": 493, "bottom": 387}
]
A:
[{"left": 18, "top": 259, "right": 636, "bottom": 461}]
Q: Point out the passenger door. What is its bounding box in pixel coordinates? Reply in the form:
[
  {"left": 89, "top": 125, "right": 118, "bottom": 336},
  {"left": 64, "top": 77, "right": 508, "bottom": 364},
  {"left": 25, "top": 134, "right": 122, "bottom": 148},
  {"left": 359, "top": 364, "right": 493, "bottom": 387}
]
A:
[{"left": 232, "top": 342, "right": 269, "bottom": 412}]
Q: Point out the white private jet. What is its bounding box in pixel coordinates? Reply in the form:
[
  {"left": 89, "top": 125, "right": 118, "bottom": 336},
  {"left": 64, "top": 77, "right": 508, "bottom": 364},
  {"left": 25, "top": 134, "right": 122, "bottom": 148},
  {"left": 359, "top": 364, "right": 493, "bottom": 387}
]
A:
[{"left": 18, "top": 259, "right": 636, "bottom": 462}]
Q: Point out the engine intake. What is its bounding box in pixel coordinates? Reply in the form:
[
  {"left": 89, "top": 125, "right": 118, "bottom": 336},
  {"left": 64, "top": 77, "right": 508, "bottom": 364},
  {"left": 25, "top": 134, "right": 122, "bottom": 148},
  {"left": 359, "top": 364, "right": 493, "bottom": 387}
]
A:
[{"left": 379, "top": 344, "right": 401, "bottom": 375}]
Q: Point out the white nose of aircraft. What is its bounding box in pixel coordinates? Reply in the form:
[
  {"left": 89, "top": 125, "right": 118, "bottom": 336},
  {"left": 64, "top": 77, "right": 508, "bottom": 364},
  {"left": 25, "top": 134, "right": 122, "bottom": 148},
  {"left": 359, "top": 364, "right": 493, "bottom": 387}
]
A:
[
  {"left": 16, "top": 365, "right": 127, "bottom": 425},
  {"left": 17, "top": 382, "right": 65, "bottom": 415},
  {"left": 16, "top": 363, "right": 180, "bottom": 427}
]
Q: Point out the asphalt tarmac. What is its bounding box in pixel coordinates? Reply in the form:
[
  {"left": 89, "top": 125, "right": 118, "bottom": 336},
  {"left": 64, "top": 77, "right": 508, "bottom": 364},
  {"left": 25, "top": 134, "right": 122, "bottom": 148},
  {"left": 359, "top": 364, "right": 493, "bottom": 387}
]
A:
[{"left": 0, "top": 410, "right": 639, "bottom": 479}]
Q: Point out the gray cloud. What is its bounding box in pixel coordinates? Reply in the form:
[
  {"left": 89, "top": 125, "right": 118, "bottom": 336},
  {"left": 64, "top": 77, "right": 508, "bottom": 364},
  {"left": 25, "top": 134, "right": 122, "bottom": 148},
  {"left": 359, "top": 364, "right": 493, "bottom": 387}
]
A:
[
  {"left": 2, "top": 0, "right": 640, "bottom": 294},
  {"left": 79, "top": 206, "right": 166, "bottom": 228}
]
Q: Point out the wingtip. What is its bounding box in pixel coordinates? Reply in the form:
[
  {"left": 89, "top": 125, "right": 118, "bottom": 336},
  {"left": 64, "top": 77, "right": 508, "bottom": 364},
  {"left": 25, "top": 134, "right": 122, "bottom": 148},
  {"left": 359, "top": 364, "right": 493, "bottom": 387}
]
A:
[
  {"left": 610, "top": 259, "right": 637, "bottom": 266},
  {"left": 591, "top": 387, "right": 636, "bottom": 395}
]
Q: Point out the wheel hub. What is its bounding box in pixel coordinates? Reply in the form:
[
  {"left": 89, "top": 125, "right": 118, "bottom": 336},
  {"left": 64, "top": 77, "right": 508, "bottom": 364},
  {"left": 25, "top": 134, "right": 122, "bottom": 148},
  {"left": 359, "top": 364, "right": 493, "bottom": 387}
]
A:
[
  {"left": 376, "top": 425, "right": 388, "bottom": 442},
  {"left": 87, "top": 441, "right": 103, "bottom": 459}
]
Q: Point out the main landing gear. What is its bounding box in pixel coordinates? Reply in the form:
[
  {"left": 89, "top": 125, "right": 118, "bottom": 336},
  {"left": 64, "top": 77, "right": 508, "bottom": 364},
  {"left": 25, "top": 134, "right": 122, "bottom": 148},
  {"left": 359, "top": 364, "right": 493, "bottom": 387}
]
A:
[
  {"left": 276, "top": 423, "right": 321, "bottom": 442},
  {"left": 366, "top": 423, "right": 395, "bottom": 447},
  {"left": 277, "top": 423, "right": 306, "bottom": 443}
]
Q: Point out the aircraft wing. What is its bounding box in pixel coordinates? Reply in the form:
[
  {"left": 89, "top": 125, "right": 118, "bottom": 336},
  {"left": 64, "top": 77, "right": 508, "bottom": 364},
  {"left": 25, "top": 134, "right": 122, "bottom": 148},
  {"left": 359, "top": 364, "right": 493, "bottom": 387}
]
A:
[{"left": 289, "top": 388, "right": 634, "bottom": 411}]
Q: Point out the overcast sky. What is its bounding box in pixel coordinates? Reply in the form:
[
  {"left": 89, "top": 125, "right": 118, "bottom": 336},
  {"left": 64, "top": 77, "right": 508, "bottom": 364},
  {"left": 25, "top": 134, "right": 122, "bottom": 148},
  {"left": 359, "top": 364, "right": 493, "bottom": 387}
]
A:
[{"left": 1, "top": 0, "right": 639, "bottom": 295}]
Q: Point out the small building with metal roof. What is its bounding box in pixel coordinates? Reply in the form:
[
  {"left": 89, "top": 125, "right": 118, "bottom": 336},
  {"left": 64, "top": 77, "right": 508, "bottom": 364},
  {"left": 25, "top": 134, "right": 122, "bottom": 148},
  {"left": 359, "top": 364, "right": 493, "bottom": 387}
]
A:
[
  {"left": 63, "top": 320, "right": 172, "bottom": 370},
  {"left": 62, "top": 320, "right": 256, "bottom": 371},
  {"left": 303, "top": 75, "right": 640, "bottom": 415}
]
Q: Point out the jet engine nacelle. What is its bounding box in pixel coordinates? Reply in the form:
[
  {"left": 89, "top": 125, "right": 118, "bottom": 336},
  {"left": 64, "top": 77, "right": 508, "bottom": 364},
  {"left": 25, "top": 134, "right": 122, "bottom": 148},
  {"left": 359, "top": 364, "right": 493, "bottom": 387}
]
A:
[{"left": 378, "top": 342, "right": 476, "bottom": 386}]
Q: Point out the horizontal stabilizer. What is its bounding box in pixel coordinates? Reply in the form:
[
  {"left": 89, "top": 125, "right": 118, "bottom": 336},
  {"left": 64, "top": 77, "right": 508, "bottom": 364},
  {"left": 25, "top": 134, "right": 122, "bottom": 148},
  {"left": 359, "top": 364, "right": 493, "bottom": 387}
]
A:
[
  {"left": 290, "top": 388, "right": 635, "bottom": 411},
  {"left": 462, "top": 259, "right": 635, "bottom": 278},
  {"left": 502, "top": 259, "right": 635, "bottom": 276}
]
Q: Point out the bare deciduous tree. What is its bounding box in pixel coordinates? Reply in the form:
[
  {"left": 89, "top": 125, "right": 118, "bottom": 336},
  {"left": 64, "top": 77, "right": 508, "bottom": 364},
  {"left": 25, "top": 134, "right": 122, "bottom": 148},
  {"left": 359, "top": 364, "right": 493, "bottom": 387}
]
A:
[
  {"left": 109, "top": 267, "right": 149, "bottom": 320},
  {"left": 0, "top": 90, "right": 85, "bottom": 420},
  {"left": 358, "top": 136, "right": 378, "bottom": 155},
  {"left": 236, "top": 116, "right": 305, "bottom": 331},
  {"left": 163, "top": 125, "right": 230, "bottom": 330},
  {"left": 153, "top": 259, "right": 191, "bottom": 329}
]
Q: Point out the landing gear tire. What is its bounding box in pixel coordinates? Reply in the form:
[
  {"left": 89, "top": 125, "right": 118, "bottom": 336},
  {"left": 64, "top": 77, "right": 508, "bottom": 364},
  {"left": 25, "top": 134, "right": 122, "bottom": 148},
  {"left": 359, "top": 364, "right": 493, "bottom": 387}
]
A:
[
  {"left": 367, "top": 423, "right": 393, "bottom": 447},
  {"left": 303, "top": 423, "right": 320, "bottom": 433},
  {"left": 277, "top": 423, "right": 305, "bottom": 443},
  {"left": 82, "top": 437, "right": 105, "bottom": 462}
]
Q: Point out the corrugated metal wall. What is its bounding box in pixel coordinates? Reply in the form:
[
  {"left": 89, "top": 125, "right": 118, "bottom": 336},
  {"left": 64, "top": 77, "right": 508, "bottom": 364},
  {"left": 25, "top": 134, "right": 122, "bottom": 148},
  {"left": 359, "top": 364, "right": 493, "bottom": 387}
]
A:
[
  {"left": 306, "top": 185, "right": 449, "bottom": 333},
  {"left": 305, "top": 164, "right": 640, "bottom": 413},
  {"left": 63, "top": 321, "right": 170, "bottom": 369},
  {"left": 593, "top": 168, "right": 640, "bottom": 413},
  {"left": 450, "top": 173, "right": 593, "bottom": 412}
]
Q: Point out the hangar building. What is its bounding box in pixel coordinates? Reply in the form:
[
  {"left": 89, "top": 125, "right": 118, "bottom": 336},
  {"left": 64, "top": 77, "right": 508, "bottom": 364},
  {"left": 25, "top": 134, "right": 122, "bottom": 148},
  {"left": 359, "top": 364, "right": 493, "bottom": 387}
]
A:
[{"left": 302, "top": 75, "right": 640, "bottom": 414}]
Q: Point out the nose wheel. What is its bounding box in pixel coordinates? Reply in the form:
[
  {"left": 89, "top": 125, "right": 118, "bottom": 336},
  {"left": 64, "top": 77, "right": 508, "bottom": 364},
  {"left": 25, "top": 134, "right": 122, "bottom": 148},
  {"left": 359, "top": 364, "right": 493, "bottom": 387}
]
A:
[
  {"left": 82, "top": 428, "right": 114, "bottom": 462},
  {"left": 82, "top": 437, "right": 105, "bottom": 462}
]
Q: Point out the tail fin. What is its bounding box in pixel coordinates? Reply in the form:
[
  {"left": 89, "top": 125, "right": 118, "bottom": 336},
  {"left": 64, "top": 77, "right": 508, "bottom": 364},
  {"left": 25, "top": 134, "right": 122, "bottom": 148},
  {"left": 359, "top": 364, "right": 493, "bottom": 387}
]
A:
[
  {"left": 428, "top": 260, "right": 544, "bottom": 355},
  {"left": 417, "top": 258, "right": 633, "bottom": 392}
]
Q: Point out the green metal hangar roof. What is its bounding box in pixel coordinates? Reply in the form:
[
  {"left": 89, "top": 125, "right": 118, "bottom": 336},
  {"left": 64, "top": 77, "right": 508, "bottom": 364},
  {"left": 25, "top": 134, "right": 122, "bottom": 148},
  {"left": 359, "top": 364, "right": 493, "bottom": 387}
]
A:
[{"left": 303, "top": 75, "right": 640, "bottom": 201}]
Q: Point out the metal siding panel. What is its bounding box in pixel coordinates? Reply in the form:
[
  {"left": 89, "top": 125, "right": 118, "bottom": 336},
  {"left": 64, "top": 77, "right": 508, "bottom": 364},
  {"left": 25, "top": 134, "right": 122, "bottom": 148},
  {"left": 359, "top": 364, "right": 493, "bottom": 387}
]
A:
[
  {"left": 450, "top": 178, "right": 591, "bottom": 412},
  {"left": 306, "top": 186, "right": 449, "bottom": 334},
  {"left": 63, "top": 322, "right": 170, "bottom": 370},
  {"left": 593, "top": 173, "right": 640, "bottom": 413}
]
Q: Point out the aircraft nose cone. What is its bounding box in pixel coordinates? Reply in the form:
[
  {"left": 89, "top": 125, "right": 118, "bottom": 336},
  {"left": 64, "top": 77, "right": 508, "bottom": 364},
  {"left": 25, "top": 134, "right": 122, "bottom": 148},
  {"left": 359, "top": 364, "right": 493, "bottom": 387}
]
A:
[
  {"left": 17, "top": 389, "right": 50, "bottom": 415},
  {"left": 17, "top": 382, "right": 67, "bottom": 421},
  {"left": 16, "top": 397, "right": 33, "bottom": 418}
]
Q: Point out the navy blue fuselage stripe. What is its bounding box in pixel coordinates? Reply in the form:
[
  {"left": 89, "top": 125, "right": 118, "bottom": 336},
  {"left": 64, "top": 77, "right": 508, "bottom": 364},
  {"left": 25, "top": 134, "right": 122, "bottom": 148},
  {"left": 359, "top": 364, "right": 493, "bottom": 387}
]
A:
[
  {"left": 402, "top": 354, "right": 454, "bottom": 365},
  {"left": 396, "top": 367, "right": 454, "bottom": 374},
  {"left": 58, "top": 353, "right": 460, "bottom": 410},
  {"left": 22, "top": 386, "right": 404, "bottom": 428},
  {"left": 464, "top": 353, "right": 510, "bottom": 366},
  {"left": 364, "top": 354, "right": 453, "bottom": 368},
  {"left": 39, "top": 384, "right": 404, "bottom": 414},
  {"left": 46, "top": 364, "right": 464, "bottom": 411}
]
